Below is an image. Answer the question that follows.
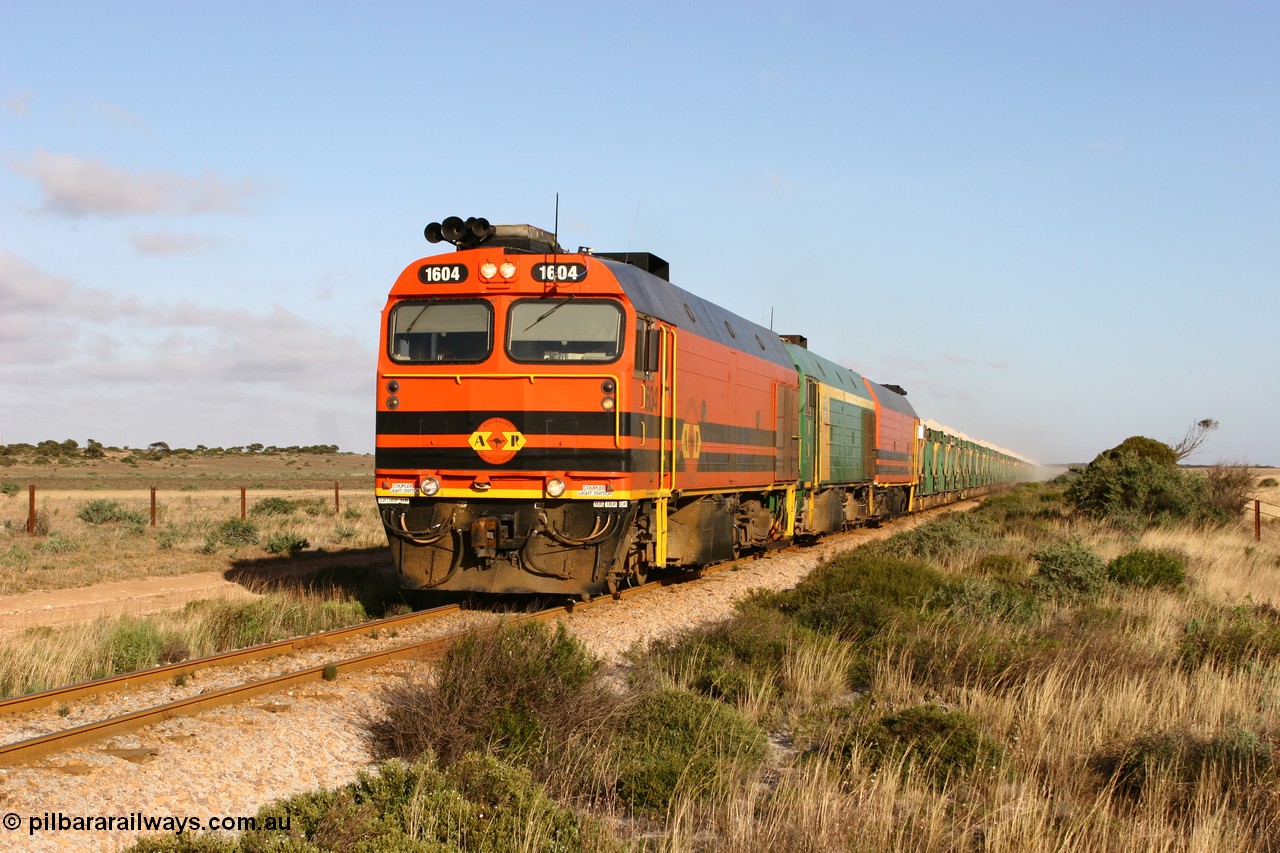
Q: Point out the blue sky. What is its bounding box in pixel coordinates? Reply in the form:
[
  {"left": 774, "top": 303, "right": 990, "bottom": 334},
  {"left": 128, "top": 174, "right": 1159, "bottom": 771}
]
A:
[{"left": 2, "top": 1, "right": 1276, "bottom": 464}]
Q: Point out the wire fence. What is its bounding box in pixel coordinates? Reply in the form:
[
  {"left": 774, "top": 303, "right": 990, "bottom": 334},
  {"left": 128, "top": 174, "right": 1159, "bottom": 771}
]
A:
[
  {"left": 19, "top": 482, "right": 353, "bottom": 534},
  {"left": 1250, "top": 497, "right": 1280, "bottom": 542}
]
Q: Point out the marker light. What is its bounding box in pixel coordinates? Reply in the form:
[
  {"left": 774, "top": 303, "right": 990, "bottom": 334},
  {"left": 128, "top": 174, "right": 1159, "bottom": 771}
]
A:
[
  {"left": 545, "top": 478, "right": 566, "bottom": 498},
  {"left": 386, "top": 396, "right": 400, "bottom": 410},
  {"left": 601, "top": 379, "right": 616, "bottom": 394},
  {"left": 420, "top": 477, "right": 441, "bottom": 497},
  {"left": 386, "top": 380, "right": 400, "bottom": 393},
  {"left": 479, "top": 262, "right": 498, "bottom": 280},
  {"left": 499, "top": 261, "right": 517, "bottom": 279}
]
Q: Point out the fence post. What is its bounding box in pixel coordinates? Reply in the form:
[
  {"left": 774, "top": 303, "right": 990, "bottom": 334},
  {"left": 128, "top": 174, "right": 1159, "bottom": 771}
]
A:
[
  {"left": 334, "top": 481, "right": 340, "bottom": 515},
  {"left": 1257, "top": 500, "right": 1262, "bottom": 543},
  {"left": 27, "top": 484, "right": 35, "bottom": 535},
  {"left": 150, "top": 486, "right": 157, "bottom": 528},
  {"left": 241, "top": 486, "right": 247, "bottom": 520}
]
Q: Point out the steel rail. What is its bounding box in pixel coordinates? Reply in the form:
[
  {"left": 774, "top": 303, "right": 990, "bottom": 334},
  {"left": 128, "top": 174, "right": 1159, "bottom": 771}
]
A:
[
  {"left": 0, "top": 563, "right": 721, "bottom": 767},
  {"left": 0, "top": 603, "right": 464, "bottom": 717},
  {"left": 0, "top": 495, "right": 987, "bottom": 767}
]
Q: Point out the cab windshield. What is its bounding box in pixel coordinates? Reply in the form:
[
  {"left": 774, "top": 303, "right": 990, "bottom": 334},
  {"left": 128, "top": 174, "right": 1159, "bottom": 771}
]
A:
[
  {"left": 389, "top": 300, "right": 492, "bottom": 363},
  {"left": 506, "top": 299, "right": 624, "bottom": 362}
]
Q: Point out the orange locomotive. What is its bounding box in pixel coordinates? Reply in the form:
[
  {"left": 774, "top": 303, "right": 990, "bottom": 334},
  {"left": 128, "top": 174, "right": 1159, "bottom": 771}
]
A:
[
  {"left": 375, "top": 216, "right": 1032, "bottom": 597},
  {"left": 376, "top": 216, "right": 803, "bottom": 596}
]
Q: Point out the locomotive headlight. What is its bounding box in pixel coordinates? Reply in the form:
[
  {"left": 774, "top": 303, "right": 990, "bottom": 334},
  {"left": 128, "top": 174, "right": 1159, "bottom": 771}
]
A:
[
  {"left": 386, "top": 396, "right": 400, "bottom": 410},
  {"left": 499, "top": 261, "right": 517, "bottom": 279},
  {"left": 545, "top": 477, "right": 566, "bottom": 498},
  {"left": 601, "top": 379, "right": 616, "bottom": 394},
  {"left": 600, "top": 396, "right": 616, "bottom": 411},
  {"left": 420, "top": 477, "right": 441, "bottom": 497},
  {"left": 479, "top": 262, "right": 498, "bottom": 279}
]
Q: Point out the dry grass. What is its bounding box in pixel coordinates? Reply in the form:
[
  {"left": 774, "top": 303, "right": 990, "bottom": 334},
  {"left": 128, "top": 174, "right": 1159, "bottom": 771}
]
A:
[
  {"left": 0, "top": 587, "right": 376, "bottom": 697},
  {"left": 0, "top": 480, "right": 385, "bottom": 594},
  {"left": 631, "top": 490, "right": 1280, "bottom": 851}
]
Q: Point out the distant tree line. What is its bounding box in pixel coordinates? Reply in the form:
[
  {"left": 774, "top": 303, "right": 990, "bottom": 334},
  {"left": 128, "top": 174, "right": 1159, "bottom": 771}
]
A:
[{"left": 0, "top": 439, "right": 342, "bottom": 465}]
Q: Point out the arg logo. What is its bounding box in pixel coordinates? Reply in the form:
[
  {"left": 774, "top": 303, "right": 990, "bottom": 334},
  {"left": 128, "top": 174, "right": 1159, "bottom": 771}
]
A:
[{"left": 469, "top": 417, "right": 527, "bottom": 464}]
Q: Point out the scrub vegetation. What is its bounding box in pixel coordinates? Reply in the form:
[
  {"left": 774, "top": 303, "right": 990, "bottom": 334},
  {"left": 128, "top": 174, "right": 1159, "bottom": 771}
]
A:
[
  {"left": 0, "top": 568, "right": 406, "bottom": 698},
  {"left": 0, "top": 448, "right": 378, "bottom": 594},
  {"left": 129, "top": 442, "right": 1280, "bottom": 852}
]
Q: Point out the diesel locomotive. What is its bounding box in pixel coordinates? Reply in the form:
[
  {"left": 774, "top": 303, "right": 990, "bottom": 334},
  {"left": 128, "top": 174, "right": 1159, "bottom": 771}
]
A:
[{"left": 375, "top": 216, "right": 1032, "bottom": 597}]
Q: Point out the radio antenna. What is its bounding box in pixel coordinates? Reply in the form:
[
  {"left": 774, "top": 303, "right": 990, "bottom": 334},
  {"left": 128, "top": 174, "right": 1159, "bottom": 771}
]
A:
[{"left": 552, "top": 193, "right": 559, "bottom": 259}]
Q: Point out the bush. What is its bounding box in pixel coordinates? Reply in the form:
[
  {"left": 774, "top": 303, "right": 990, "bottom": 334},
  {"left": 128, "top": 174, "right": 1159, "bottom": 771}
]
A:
[
  {"left": 216, "top": 518, "right": 259, "bottom": 546},
  {"left": 371, "top": 621, "right": 607, "bottom": 767},
  {"left": 1259, "top": 477, "right": 1278, "bottom": 488},
  {"left": 1065, "top": 452, "right": 1212, "bottom": 526},
  {"left": 762, "top": 551, "right": 949, "bottom": 641},
  {"left": 129, "top": 754, "right": 616, "bottom": 853},
  {"left": 1204, "top": 464, "right": 1255, "bottom": 521},
  {"left": 105, "top": 619, "right": 165, "bottom": 674},
  {"left": 264, "top": 531, "right": 309, "bottom": 556},
  {"left": 1091, "top": 728, "right": 1273, "bottom": 804},
  {"left": 1108, "top": 549, "right": 1187, "bottom": 590},
  {"left": 613, "top": 688, "right": 767, "bottom": 812},
  {"left": 875, "top": 514, "right": 998, "bottom": 564},
  {"left": 640, "top": 603, "right": 799, "bottom": 708},
  {"left": 1096, "top": 436, "right": 1178, "bottom": 467},
  {"left": 1178, "top": 605, "right": 1280, "bottom": 669},
  {"left": 77, "top": 499, "right": 146, "bottom": 526},
  {"left": 249, "top": 497, "right": 297, "bottom": 517},
  {"left": 1033, "top": 539, "right": 1106, "bottom": 599},
  {"left": 0, "top": 482, "right": 19, "bottom": 497},
  {"left": 826, "top": 703, "right": 1006, "bottom": 788},
  {"left": 35, "top": 534, "right": 80, "bottom": 554}
]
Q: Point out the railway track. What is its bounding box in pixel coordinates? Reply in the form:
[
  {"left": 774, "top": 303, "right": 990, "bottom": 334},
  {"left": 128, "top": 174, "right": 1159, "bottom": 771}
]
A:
[
  {"left": 0, "top": 565, "right": 714, "bottom": 768},
  {"left": 0, "top": 497, "right": 984, "bottom": 769}
]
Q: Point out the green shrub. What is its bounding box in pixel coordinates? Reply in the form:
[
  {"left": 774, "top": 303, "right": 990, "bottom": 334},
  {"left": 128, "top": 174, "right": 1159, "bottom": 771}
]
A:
[
  {"left": 1096, "top": 436, "right": 1179, "bottom": 467},
  {"left": 371, "top": 621, "right": 605, "bottom": 767},
  {"left": 35, "top": 534, "right": 80, "bottom": 554},
  {"left": 1178, "top": 605, "right": 1280, "bottom": 669},
  {"left": 875, "top": 514, "right": 998, "bottom": 564},
  {"left": 1033, "top": 539, "right": 1106, "bottom": 599},
  {"left": 216, "top": 518, "right": 259, "bottom": 546},
  {"left": 130, "top": 754, "right": 616, "bottom": 853},
  {"left": 77, "top": 499, "right": 146, "bottom": 526},
  {"left": 827, "top": 703, "right": 1006, "bottom": 788},
  {"left": 264, "top": 531, "right": 309, "bottom": 556},
  {"left": 1108, "top": 549, "right": 1187, "bottom": 590},
  {"left": 249, "top": 496, "right": 297, "bottom": 517},
  {"left": 1260, "top": 477, "right": 1279, "bottom": 488},
  {"left": 640, "top": 603, "right": 797, "bottom": 707},
  {"left": 613, "top": 688, "right": 767, "bottom": 812},
  {"left": 1065, "top": 452, "right": 1212, "bottom": 526},
  {"left": 105, "top": 619, "right": 165, "bottom": 674},
  {"left": 1091, "top": 728, "right": 1273, "bottom": 804},
  {"left": 762, "top": 551, "right": 949, "bottom": 640},
  {"left": 0, "top": 482, "right": 19, "bottom": 497}
]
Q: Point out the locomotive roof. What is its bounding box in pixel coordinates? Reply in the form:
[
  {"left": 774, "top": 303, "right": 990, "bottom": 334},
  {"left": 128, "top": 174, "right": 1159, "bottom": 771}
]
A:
[
  {"left": 783, "top": 344, "right": 874, "bottom": 401},
  {"left": 866, "top": 378, "right": 920, "bottom": 419},
  {"left": 597, "top": 257, "right": 796, "bottom": 372}
]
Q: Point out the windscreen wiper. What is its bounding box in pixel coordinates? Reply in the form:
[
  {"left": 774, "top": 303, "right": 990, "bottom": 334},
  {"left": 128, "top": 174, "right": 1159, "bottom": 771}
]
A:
[{"left": 522, "top": 294, "right": 576, "bottom": 332}]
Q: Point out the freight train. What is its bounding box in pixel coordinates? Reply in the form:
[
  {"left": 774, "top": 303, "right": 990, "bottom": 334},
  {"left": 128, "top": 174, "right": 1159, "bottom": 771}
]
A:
[{"left": 375, "top": 217, "right": 1033, "bottom": 597}]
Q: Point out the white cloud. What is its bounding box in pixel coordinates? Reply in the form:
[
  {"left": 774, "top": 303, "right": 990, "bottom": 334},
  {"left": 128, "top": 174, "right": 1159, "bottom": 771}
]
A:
[
  {"left": 130, "top": 230, "right": 223, "bottom": 255},
  {"left": 11, "top": 150, "right": 267, "bottom": 217},
  {"left": 0, "top": 252, "right": 374, "bottom": 449}
]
